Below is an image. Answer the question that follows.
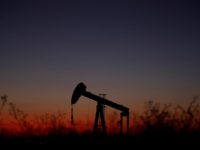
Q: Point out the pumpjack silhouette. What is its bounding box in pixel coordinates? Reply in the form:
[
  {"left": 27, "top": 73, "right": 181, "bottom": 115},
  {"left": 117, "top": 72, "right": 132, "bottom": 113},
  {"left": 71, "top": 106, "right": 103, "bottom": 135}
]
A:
[{"left": 71, "top": 82, "right": 129, "bottom": 136}]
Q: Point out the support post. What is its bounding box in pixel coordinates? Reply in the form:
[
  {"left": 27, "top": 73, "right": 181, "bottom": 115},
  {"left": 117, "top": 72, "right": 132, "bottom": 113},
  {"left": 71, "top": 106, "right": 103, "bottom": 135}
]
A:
[
  {"left": 93, "top": 102, "right": 106, "bottom": 136},
  {"left": 120, "top": 113, "right": 123, "bottom": 136},
  {"left": 127, "top": 112, "right": 129, "bottom": 135}
]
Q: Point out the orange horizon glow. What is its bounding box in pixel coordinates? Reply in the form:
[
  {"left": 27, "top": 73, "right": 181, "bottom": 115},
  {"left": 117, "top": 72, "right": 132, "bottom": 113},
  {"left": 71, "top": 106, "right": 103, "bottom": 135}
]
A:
[
  {"left": 0, "top": 117, "right": 130, "bottom": 135},
  {"left": 1, "top": 92, "right": 200, "bottom": 136}
]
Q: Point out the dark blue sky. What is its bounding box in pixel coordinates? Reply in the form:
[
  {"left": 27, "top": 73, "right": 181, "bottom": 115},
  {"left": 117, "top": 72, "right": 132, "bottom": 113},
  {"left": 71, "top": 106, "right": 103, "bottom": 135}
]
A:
[{"left": 0, "top": 0, "right": 200, "bottom": 114}]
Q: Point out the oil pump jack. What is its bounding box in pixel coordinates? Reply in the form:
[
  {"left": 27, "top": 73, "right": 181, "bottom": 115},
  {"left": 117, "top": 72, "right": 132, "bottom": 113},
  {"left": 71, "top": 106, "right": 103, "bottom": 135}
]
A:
[{"left": 71, "top": 82, "right": 129, "bottom": 136}]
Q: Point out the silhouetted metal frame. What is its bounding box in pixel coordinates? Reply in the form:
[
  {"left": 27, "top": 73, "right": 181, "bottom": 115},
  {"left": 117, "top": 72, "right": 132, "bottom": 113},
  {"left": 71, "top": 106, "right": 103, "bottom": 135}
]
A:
[{"left": 71, "top": 82, "right": 129, "bottom": 135}]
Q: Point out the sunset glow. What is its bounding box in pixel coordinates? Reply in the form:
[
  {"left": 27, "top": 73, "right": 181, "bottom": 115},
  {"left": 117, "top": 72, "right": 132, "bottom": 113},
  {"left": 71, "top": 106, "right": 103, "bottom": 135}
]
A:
[{"left": 0, "top": 1, "right": 200, "bottom": 147}]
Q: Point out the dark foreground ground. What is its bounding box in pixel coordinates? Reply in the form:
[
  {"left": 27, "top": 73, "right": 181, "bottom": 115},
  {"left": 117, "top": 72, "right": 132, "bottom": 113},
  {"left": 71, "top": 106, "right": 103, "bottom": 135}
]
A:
[{"left": 0, "top": 131, "right": 199, "bottom": 149}]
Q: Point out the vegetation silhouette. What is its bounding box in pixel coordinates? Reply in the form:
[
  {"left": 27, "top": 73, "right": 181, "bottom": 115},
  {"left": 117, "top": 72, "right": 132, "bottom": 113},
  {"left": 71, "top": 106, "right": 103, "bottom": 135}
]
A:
[{"left": 0, "top": 95, "right": 199, "bottom": 148}]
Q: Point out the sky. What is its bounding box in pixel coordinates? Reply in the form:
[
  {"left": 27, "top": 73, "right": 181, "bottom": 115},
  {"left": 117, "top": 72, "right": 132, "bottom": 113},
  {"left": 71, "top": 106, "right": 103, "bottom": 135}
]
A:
[{"left": 0, "top": 0, "right": 200, "bottom": 120}]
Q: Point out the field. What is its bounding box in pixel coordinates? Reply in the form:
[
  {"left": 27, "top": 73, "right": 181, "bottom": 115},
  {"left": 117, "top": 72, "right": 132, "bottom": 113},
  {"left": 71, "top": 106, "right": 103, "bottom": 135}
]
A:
[{"left": 0, "top": 95, "right": 200, "bottom": 148}]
